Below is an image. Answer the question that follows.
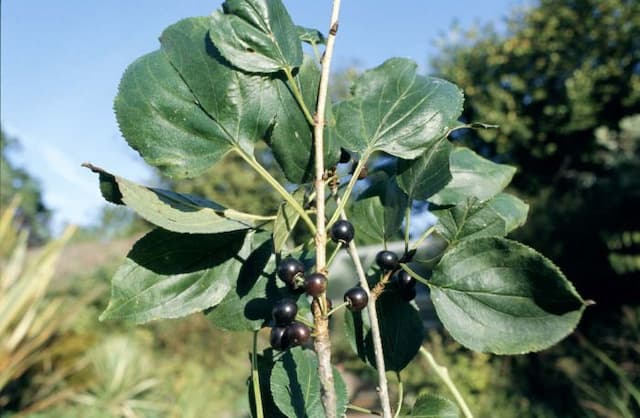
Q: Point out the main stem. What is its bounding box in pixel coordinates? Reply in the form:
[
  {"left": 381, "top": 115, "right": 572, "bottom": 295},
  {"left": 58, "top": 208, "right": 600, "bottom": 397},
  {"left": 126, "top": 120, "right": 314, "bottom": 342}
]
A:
[{"left": 312, "top": 1, "right": 342, "bottom": 417}]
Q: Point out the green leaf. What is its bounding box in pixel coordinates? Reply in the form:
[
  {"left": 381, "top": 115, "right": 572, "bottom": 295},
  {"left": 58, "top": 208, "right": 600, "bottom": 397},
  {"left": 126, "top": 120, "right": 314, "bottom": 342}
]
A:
[
  {"left": 114, "top": 49, "right": 231, "bottom": 179},
  {"left": 161, "top": 17, "right": 277, "bottom": 155},
  {"left": 430, "top": 237, "right": 586, "bottom": 354},
  {"left": 249, "top": 351, "right": 288, "bottom": 418},
  {"left": 296, "top": 26, "right": 326, "bottom": 45},
  {"left": 268, "top": 56, "right": 340, "bottom": 183},
  {"left": 209, "top": 0, "right": 302, "bottom": 73},
  {"left": 344, "top": 291, "right": 424, "bottom": 372},
  {"left": 430, "top": 147, "right": 516, "bottom": 205},
  {"left": 348, "top": 175, "right": 408, "bottom": 245},
  {"left": 270, "top": 347, "right": 348, "bottom": 417},
  {"left": 409, "top": 393, "right": 459, "bottom": 418},
  {"left": 84, "top": 164, "right": 254, "bottom": 234},
  {"left": 273, "top": 188, "right": 306, "bottom": 253},
  {"left": 206, "top": 231, "right": 281, "bottom": 331},
  {"left": 334, "top": 58, "right": 463, "bottom": 160},
  {"left": 99, "top": 229, "right": 249, "bottom": 323},
  {"left": 432, "top": 193, "right": 529, "bottom": 244},
  {"left": 397, "top": 138, "right": 453, "bottom": 200}
]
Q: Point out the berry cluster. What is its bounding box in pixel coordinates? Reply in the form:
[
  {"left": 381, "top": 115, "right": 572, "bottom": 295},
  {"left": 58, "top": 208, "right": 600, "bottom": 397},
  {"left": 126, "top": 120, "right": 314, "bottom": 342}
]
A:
[
  {"left": 375, "top": 249, "right": 417, "bottom": 301},
  {"left": 270, "top": 298, "right": 311, "bottom": 350}
]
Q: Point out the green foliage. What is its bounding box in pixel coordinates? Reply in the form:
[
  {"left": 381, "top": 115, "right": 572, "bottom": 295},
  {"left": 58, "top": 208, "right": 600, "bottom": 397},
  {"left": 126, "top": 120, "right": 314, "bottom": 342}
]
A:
[
  {"left": 430, "top": 237, "right": 585, "bottom": 354},
  {"left": 0, "top": 129, "right": 50, "bottom": 244},
  {"left": 408, "top": 393, "right": 459, "bottom": 418},
  {"left": 432, "top": 0, "right": 640, "bottom": 306},
  {"left": 85, "top": 0, "right": 589, "bottom": 415},
  {"left": 270, "top": 347, "right": 348, "bottom": 417}
]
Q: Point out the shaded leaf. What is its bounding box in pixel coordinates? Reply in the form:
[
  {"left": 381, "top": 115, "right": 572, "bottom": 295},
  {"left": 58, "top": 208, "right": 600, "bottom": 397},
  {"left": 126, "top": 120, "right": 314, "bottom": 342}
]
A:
[
  {"left": 273, "top": 188, "right": 306, "bottom": 253},
  {"left": 409, "top": 393, "right": 459, "bottom": 418},
  {"left": 268, "top": 56, "right": 340, "bottom": 183},
  {"left": 430, "top": 237, "right": 586, "bottom": 354},
  {"left": 206, "top": 231, "right": 282, "bottom": 331},
  {"left": 430, "top": 148, "right": 516, "bottom": 205},
  {"left": 84, "top": 164, "right": 253, "bottom": 234},
  {"left": 432, "top": 193, "right": 528, "bottom": 244},
  {"left": 100, "top": 229, "right": 249, "bottom": 323},
  {"left": 348, "top": 175, "right": 408, "bottom": 245},
  {"left": 397, "top": 138, "right": 453, "bottom": 200},
  {"left": 344, "top": 291, "right": 424, "bottom": 372},
  {"left": 249, "top": 350, "right": 288, "bottom": 418},
  {"left": 209, "top": 0, "right": 302, "bottom": 73},
  {"left": 296, "top": 26, "right": 326, "bottom": 45},
  {"left": 270, "top": 347, "right": 348, "bottom": 417},
  {"left": 335, "top": 58, "right": 463, "bottom": 160}
]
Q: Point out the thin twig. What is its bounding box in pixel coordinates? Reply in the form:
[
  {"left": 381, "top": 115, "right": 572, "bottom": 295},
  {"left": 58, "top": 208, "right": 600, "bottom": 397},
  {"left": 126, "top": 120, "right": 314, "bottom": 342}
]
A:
[
  {"left": 251, "top": 331, "right": 264, "bottom": 418},
  {"left": 312, "top": 1, "right": 342, "bottom": 417},
  {"left": 394, "top": 372, "right": 404, "bottom": 418},
  {"left": 419, "top": 347, "right": 474, "bottom": 418}
]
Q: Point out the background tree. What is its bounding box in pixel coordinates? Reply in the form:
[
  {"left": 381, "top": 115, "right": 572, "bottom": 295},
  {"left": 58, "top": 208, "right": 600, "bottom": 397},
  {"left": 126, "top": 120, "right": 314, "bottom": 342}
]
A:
[
  {"left": 431, "top": 0, "right": 640, "bottom": 307},
  {"left": 0, "top": 128, "right": 50, "bottom": 245}
]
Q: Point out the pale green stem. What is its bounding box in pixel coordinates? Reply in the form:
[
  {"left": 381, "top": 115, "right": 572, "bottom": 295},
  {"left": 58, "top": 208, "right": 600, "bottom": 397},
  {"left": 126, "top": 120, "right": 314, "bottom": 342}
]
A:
[
  {"left": 223, "top": 209, "right": 277, "bottom": 222},
  {"left": 251, "top": 331, "right": 264, "bottom": 418},
  {"left": 347, "top": 404, "right": 382, "bottom": 416},
  {"left": 311, "top": 42, "right": 322, "bottom": 64},
  {"left": 404, "top": 204, "right": 412, "bottom": 254},
  {"left": 326, "top": 156, "right": 369, "bottom": 229},
  {"left": 325, "top": 243, "right": 342, "bottom": 270},
  {"left": 399, "top": 263, "right": 430, "bottom": 287},
  {"left": 409, "top": 225, "right": 436, "bottom": 251},
  {"left": 283, "top": 67, "right": 315, "bottom": 126},
  {"left": 326, "top": 301, "right": 348, "bottom": 317},
  {"left": 420, "top": 347, "right": 474, "bottom": 418},
  {"left": 235, "top": 149, "right": 316, "bottom": 234},
  {"left": 394, "top": 372, "right": 404, "bottom": 418}
]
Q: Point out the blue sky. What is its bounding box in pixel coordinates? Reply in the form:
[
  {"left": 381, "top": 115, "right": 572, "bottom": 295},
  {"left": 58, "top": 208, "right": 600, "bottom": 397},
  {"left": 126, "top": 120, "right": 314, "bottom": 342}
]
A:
[{"left": 1, "top": 0, "right": 525, "bottom": 231}]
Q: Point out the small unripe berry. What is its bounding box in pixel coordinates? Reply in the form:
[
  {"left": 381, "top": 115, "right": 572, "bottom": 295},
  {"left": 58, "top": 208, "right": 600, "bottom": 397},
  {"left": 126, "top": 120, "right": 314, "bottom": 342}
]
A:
[
  {"left": 283, "top": 322, "right": 311, "bottom": 347},
  {"left": 344, "top": 287, "right": 369, "bottom": 312},
  {"left": 272, "top": 299, "right": 298, "bottom": 325},
  {"left": 304, "top": 273, "right": 327, "bottom": 297},
  {"left": 330, "top": 220, "right": 355, "bottom": 244},
  {"left": 277, "top": 257, "right": 305, "bottom": 285},
  {"left": 376, "top": 250, "right": 399, "bottom": 271}
]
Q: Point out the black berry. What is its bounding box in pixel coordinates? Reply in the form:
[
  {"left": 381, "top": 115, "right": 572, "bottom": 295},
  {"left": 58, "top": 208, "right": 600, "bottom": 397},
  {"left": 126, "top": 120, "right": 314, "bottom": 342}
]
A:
[
  {"left": 304, "top": 273, "right": 327, "bottom": 297},
  {"left": 344, "top": 287, "right": 369, "bottom": 312},
  {"left": 270, "top": 326, "right": 288, "bottom": 350},
  {"left": 399, "top": 286, "right": 417, "bottom": 301},
  {"left": 396, "top": 270, "right": 416, "bottom": 290},
  {"left": 283, "top": 322, "right": 311, "bottom": 347},
  {"left": 376, "top": 250, "right": 399, "bottom": 271},
  {"left": 277, "top": 257, "right": 305, "bottom": 285},
  {"left": 272, "top": 299, "right": 298, "bottom": 325},
  {"left": 330, "top": 220, "right": 355, "bottom": 244}
]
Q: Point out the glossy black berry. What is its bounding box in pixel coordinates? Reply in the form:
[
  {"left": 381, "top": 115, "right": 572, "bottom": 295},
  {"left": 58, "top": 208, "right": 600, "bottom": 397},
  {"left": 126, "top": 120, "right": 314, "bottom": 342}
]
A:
[
  {"left": 339, "top": 148, "right": 351, "bottom": 163},
  {"left": 277, "top": 257, "right": 305, "bottom": 285},
  {"left": 399, "top": 286, "right": 417, "bottom": 302},
  {"left": 270, "top": 326, "right": 288, "bottom": 350},
  {"left": 396, "top": 270, "right": 416, "bottom": 290},
  {"left": 283, "top": 322, "right": 311, "bottom": 347},
  {"left": 376, "top": 250, "right": 399, "bottom": 271},
  {"left": 272, "top": 299, "right": 298, "bottom": 325},
  {"left": 344, "top": 287, "right": 369, "bottom": 312},
  {"left": 304, "top": 273, "right": 327, "bottom": 297},
  {"left": 330, "top": 220, "right": 355, "bottom": 244}
]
